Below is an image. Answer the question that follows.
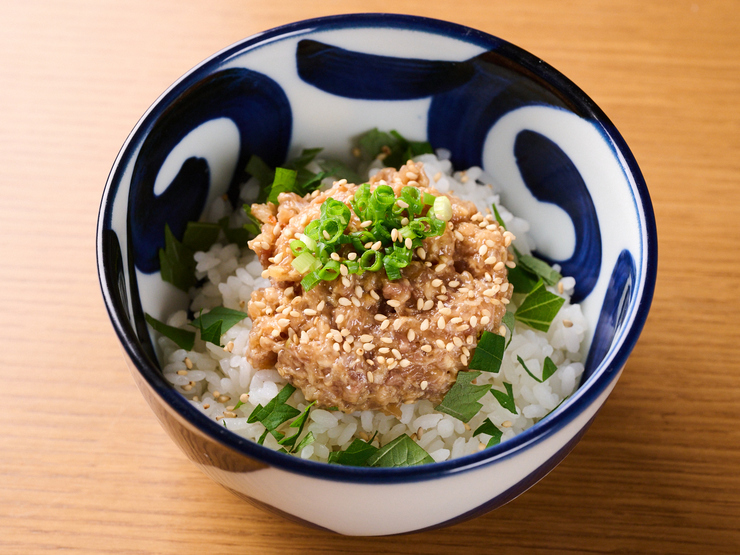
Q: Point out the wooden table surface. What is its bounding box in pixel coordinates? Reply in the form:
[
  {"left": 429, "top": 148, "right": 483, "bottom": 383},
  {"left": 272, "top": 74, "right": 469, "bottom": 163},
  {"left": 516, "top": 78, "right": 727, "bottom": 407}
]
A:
[{"left": 2, "top": 0, "right": 739, "bottom": 552}]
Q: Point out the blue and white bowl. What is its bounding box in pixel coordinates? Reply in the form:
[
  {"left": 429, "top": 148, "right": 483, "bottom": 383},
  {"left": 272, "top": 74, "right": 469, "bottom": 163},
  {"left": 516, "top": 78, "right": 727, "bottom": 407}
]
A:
[{"left": 97, "top": 14, "right": 657, "bottom": 536}]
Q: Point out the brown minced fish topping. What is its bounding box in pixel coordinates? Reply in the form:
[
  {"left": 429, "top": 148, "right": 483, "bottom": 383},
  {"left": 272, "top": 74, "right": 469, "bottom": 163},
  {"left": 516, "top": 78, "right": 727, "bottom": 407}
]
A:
[{"left": 246, "top": 161, "right": 514, "bottom": 416}]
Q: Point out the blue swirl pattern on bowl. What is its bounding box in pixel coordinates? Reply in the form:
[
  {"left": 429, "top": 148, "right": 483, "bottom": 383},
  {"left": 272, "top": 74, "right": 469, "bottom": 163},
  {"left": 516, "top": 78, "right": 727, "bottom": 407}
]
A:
[{"left": 97, "top": 13, "right": 656, "bottom": 535}]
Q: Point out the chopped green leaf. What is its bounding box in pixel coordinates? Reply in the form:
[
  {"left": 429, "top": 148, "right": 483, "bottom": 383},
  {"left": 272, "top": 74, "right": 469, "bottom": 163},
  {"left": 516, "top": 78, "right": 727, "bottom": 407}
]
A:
[
  {"left": 158, "top": 224, "right": 196, "bottom": 292},
  {"left": 366, "top": 434, "right": 434, "bottom": 467},
  {"left": 198, "top": 319, "right": 223, "bottom": 345},
  {"left": 518, "top": 356, "right": 559, "bottom": 383},
  {"left": 217, "top": 216, "right": 251, "bottom": 247},
  {"left": 317, "top": 158, "right": 362, "bottom": 184},
  {"left": 241, "top": 205, "right": 262, "bottom": 237},
  {"left": 293, "top": 431, "right": 315, "bottom": 453},
  {"left": 328, "top": 437, "right": 380, "bottom": 466},
  {"left": 502, "top": 311, "right": 516, "bottom": 349},
  {"left": 473, "top": 418, "right": 504, "bottom": 448},
  {"left": 247, "top": 384, "right": 301, "bottom": 442},
  {"left": 468, "top": 331, "right": 506, "bottom": 374},
  {"left": 517, "top": 254, "right": 562, "bottom": 286},
  {"left": 144, "top": 313, "right": 195, "bottom": 351},
  {"left": 492, "top": 203, "right": 506, "bottom": 230},
  {"left": 490, "top": 382, "right": 518, "bottom": 415},
  {"left": 514, "top": 280, "right": 566, "bottom": 332},
  {"left": 267, "top": 167, "right": 298, "bottom": 204},
  {"left": 278, "top": 401, "right": 316, "bottom": 452},
  {"left": 182, "top": 221, "right": 221, "bottom": 252},
  {"left": 507, "top": 264, "right": 539, "bottom": 295},
  {"left": 191, "top": 306, "right": 249, "bottom": 335},
  {"left": 233, "top": 400, "right": 245, "bottom": 411},
  {"left": 435, "top": 371, "right": 492, "bottom": 423},
  {"left": 356, "top": 128, "right": 433, "bottom": 170},
  {"left": 247, "top": 155, "right": 275, "bottom": 201}
]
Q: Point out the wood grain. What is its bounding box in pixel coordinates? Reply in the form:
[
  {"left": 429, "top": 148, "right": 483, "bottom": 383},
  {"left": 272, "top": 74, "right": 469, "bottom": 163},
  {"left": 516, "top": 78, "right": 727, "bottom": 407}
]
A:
[{"left": 1, "top": 0, "right": 738, "bottom": 552}]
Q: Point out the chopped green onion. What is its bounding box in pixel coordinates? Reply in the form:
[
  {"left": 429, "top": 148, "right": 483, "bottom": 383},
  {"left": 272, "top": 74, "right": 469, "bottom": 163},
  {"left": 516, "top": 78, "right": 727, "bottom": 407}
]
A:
[
  {"left": 359, "top": 249, "right": 383, "bottom": 272},
  {"left": 318, "top": 260, "right": 341, "bottom": 281},
  {"left": 290, "top": 239, "right": 309, "bottom": 256},
  {"left": 301, "top": 271, "right": 321, "bottom": 291},
  {"left": 297, "top": 233, "right": 316, "bottom": 252},
  {"left": 292, "top": 251, "right": 319, "bottom": 274},
  {"left": 433, "top": 195, "right": 452, "bottom": 222},
  {"left": 423, "top": 192, "right": 436, "bottom": 205}
]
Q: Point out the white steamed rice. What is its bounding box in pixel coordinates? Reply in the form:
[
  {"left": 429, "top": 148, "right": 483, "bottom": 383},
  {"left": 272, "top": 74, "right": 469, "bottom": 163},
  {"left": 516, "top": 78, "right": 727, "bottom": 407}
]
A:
[{"left": 156, "top": 150, "right": 587, "bottom": 463}]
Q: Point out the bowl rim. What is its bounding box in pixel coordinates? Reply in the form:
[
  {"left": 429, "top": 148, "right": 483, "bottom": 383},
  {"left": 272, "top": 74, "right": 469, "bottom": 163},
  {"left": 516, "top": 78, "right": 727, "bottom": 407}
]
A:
[{"left": 97, "top": 12, "right": 657, "bottom": 484}]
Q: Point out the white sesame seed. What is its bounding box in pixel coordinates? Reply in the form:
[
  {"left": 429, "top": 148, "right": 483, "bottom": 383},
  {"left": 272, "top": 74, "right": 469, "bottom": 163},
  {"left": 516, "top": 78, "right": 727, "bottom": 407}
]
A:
[
  {"left": 278, "top": 318, "right": 290, "bottom": 327},
  {"left": 417, "top": 247, "right": 426, "bottom": 260},
  {"left": 374, "top": 314, "right": 387, "bottom": 321},
  {"left": 494, "top": 261, "right": 505, "bottom": 271},
  {"left": 420, "top": 380, "right": 429, "bottom": 390},
  {"left": 387, "top": 299, "right": 402, "bottom": 308},
  {"left": 449, "top": 281, "right": 460, "bottom": 288},
  {"left": 370, "top": 290, "right": 380, "bottom": 300},
  {"left": 453, "top": 336, "right": 463, "bottom": 347},
  {"left": 333, "top": 343, "right": 340, "bottom": 352},
  {"left": 372, "top": 241, "right": 382, "bottom": 251},
  {"left": 393, "top": 319, "right": 403, "bottom": 330},
  {"left": 317, "top": 301, "right": 325, "bottom": 311},
  {"left": 563, "top": 319, "right": 573, "bottom": 328},
  {"left": 437, "top": 317, "right": 446, "bottom": 329},
  {"left": 421, "top": 345, "right": 432, "bottom": 353},
  {"left": 341, "top": 328, "right": 350, "bottom": 337},
  {"left": 360, "top": 220, "right": 373, "bottom": 228},
  {"left": 367, "top": 371, "right": 374, "bottom": 383},
  {"left": 440, "top": 307, "right": 452, "bottom": 316},
  {"left": 435, "top": 339, "right": 446, "bottom": 349},
  {"left": 479, "top": 244, "right": 488, "bottom": 256},
  {"left": 483, "top": 289, "right": 496, "bottom": 297},
  {"left": 417, "top": 298, "right": 424, "bottom": 310},
  {"left": 405, "top": 238, "right": 413, "bottom": 249},
  {"left": 363, "top": 343, "right": 375, "bottom": 351},
  {"left": 460, "top": 355, "right": 468, "bottom": 365},
  {"left": 339, "top": 298, "right": 351, "bottom": 306},
  {"left": 435, "top": 263, "right": 446, "bottom": 273},
  {"left": 451, "top": 317, "right": 463, "bottom": 325},
  {"left": 323, "top": 230, "right": 331, "bottom": 240},
  {"left": 342, "top": 276, "right": 351, "bottom": 287},
  {"left": 391, "top": 349, "right": 402, "bottom": 360},
  {"left": 336, "top": 314, "right": 345, "bottom": 324},
  {"left": 377, "top": 356, "right": 386, "bottom": 364},
  {"left": 421, "top": 319, "right": 430, "bottom": 331},
  {"left": 502, "top": 420, "right": 512, "bottom": 428},
  {"left": 467, "top": 335, "right": 474, "bottom": 345},
  {"left": 407, "top": 329, "right": 415, "bottom": 341},
  {"left": 436, "top": 295, "right": 449, "bottom": 301},
  {"left": 343, "top": 342, "right": 352, "bottom": 353},
  {"left": 506, "top": 260, "right": 516, "bottom": 268},
  {"left": 379, "top": 347, "right": 390, "bottom": 354},
  {"left": 290, "top": 310, "right": 300, "bottom": 317},
  {"left": 454, "top": 230, "right": 464, "bottom": 241},
  {"left": 380, "top": 319, "right": 391, "bottom": 330},
  {"left": 381, "top": 337, "right": 393, "bottom": 344},
  {"left": 432, "top": 279, "right": 443, "bottom": 287},
  {"left": 331, "top": 252, "right": 340, "bottom": 261},
  {"left": 360, "top": 334, "right": 374, "bottom": 343},
  {"left": 485, "top": 256, "right": 497, "bottom": 265},
  {"left": 340, "top": 264, "right": 349, "bottom": 276},
  {"left": 462, "top": 347, "right": 470, "bottom": 357},
  {"left": 481, "top": 316, "right": 490, "bottom": 325},
  {"left": 400, "top": 359, "right": 411, "bottom": 368},
  {"left": 304, "top": 309, "right": 317, "bottom": 316},
  {"left": 352, "top": 297, "right": 361, "bottom": 307},
  {"left": 423, "top": 300, "right": 434, "bottom": 311},
  {"left": 446, "top": 342, "right": 454, "bottom": 351}
]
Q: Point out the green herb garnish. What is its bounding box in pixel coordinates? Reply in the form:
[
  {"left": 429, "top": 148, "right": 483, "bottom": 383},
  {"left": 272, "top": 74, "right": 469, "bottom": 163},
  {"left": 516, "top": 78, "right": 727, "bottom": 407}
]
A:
[
  {"left": 144, "top": 313, "right": 195, "bottom": 351},
  {"left": 189, "top": 306, "right": 249, "bottom": 347},
  {"left": 328, "top": 437, "right": 380, "bottom": 466},
  {"left": 468, "top": 330, "right": 505, "bottom": 374},
  {"left": 159, "top": 224, "right": 197, "bottom": 292},
  {"left": 357, "top": 129, "right": 434, "bottom": 170},
  {"left": 502, "top": 311, "right": 516, "bottom": 350},
  {"left": 182, "top": 221, "right": 221, "bottom": 252},
  {"left": 517, "top": 355, "right": 558, "bottom": 383},
  {"left": 473, "top": 418, "right": 504, "bottom": 448},
  {"left": 514, "top": 280, "right": 566, "bottom": 332},
  {"left": 492, "top": 203, "right": 506, "bottom": 230},
  {"left": 278, "top": 401, "right": 316, "bottom": 452},
  {"left": 490, "top": 382, "right": 518, "bottom": 415},
  {"left": 517, "top": 254, "right": 562, "bottom": 286},
  {"left": 247, "top": 384, "right": 302, "bottom": 444},
  {"left": 366, "top": 434, "right": 434, "bottom": 467},
  {"left": 435, "top": 371, "right": 492, "bottom": 423},
  {"left": 507, "top": 264, "right": 539, "bottom": 295}
]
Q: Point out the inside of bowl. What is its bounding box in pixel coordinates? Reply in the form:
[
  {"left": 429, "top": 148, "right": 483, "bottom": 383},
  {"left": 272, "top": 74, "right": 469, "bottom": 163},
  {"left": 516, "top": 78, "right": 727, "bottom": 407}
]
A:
[{"left": 102, "top": 19, "right": 648, "bottom": 394}]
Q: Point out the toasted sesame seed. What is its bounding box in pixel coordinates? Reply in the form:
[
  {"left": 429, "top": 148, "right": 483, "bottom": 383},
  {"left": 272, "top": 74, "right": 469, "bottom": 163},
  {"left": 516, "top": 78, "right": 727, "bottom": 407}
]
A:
[
  {"left": 481, "top": 316, "right": 491, "bottom": 325},
  {"left": 367, "top": 360, "right": 375, "bottom": 366},
  {"left": 494, "top": 261, "right": 505, "bottom": 271},
  {"left": 360, "top": 334, "right": 374, "bottom": 343},
  {"left": 407, "top": 329, "right": 415, "bottom": 341},
  {"left": 336, "top": 314, "right": 345, "bottom": 325},
  {"left": 404, "top": 238, "right": 412, "bottom": 249},
  {"left": 501, "top": 298, "right": 510, "bottom": 304},
  {"left": 387, "top": 299, "right": 402, "bottom": 308},
  {"left": 421, "top": 345, "right": 432, "bottom": 353},
  {"left": 340, "top": 264, "right": 349, "bottom": 276},
  {"left": 381, "top": 337, "right": 393, "bottom": 344},
  {"left": 367, "top": 371, "right": 374, "bottom": 383},
  {"left": 316, "top": 300, "right": 325, "bottom": 311},
  {"left": 446, "top": 342, "right": 454, "bottom": 351},
  {"left": 483, "top": 288, "right": 496, "bottom": 297},
  {"left": 379, "top": 347, "right": 390, "bottom": 354},
  {"left": 270, "top": 329, "right": 280, "bottom": 337},
  {"left": 341, "top": 328, "right": 351, "bottom": 337},
  {"left": 436, "top": 295, "right": 449, "bottom": 301},
  {"left": 387, "top": 359, "right": 398, "bottom": 370},
  {"left": 437, "top": 316, "right": 446, "bottom": 329},
  {"left": 454, "top": 230, "right": 464, "bottom": 241},
  {"left": 393, "top": 319, "right": 404, "bottom": 330},
  {"left": 502, "top": 420, "right": 512, "bottom": 428},
  {"left": 360, "top": 220, "right": 373, "bottom": 228},
  {"left": 339, "top": 298, "right": 352, "bottom": 307},
  {"left": 364, "top": 241, "right": 373, "bottom": 249},
  {"left": 290, "top": 310, "right": 300, "bottom": 318},
  {"left": 351, "top": 297, "right": 361, "bottom": 307},
  {"left": 333, "top": 343, "right": 340, "bottom": 352},
  {"left": 177, "top": 369, "right": 188, "bottom": 376},
  {"left": 467, "top": 335, "right": 474, "bottom": 345},
  {"left": 470, "top": 316, "right": 478, "bottom": 327},
  {"left": 479, "top": 244, "right": 488, "bottom": 256},
  {"left": 323, "top": 230, "right": 331, "bottom": 240},
  {"left": 432, "top": 278, "right": 443, "bottom": 287},
  {"left": 416, "top": 298, "right": 424, "bottom": 310},
  {"left": 423, "top": 300, "right": 434, "bottom": 311},
  {"left": 421, "top": 319, "right": 430, "bottom": 331},
  {"left": 435, "top": 263, "right": 446, "bottom": 273},
  {"left": 370, "top": 290, "right": 380, "bottom": 300},
  {"left": 440, "top": 307, "right": 452, "bottom": 316},
  {"left": 453, "top": 336, "right": 463, "bottom": 347},
  {"left": 330, "top": 252, "right": 341, "bottom": 261},
  {"left": 391, "top": 348, "right": 401, "bottom": 360},
  {"left": 372, "top": 241, "right": 382, "bottom": 251},
  {"left": 374, "top": 314, "right": 387, "bottom": 322},
  {"left": 345, "top": 335, "right": 354, "bottom": 343},
  {"left": 563, "top": 319, "right": 573, "bottom": 328},
  {"left": 377, "top": 356, "right": 386, "bottom": 364},
  {"left": 341, "top": 276, "right": 351, "bottom": 287},
  {"left": 399, "top": 359, "right": 411, "bottom": 368},
  {"left": 435, "top": 339, "right": 446, "bottom": 349},
  {"left": 401, "top": 217, "right": 409, "bottom": 225},
  {"left": 558, "top": 281, "right": 565, "bottom": 294},
  {"left": 417, "top": 247, "right": 426, "bottom": 260},
  {"left": 380, "top": 319, "right": 391, "bottom": 330},
  {"left": 472, "top": 213, "right": 483, "bottom": 222},
  {"left": 420, "top": 381, "right": 429, "bottom": 391},
  {"left": 456, "top": 324, "right": 470, "bottom": 332},
  {"left": 363, "top": 343, "right": 375, "bottom": 351},
  {"left": 356, "top": 348, "right": 364, "bottom": 356}
]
